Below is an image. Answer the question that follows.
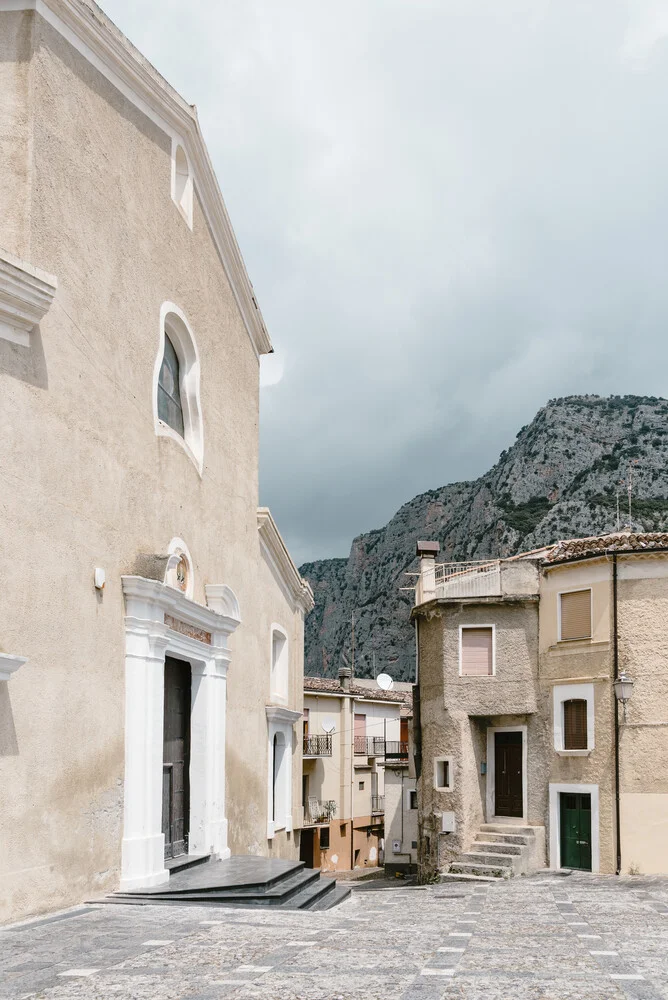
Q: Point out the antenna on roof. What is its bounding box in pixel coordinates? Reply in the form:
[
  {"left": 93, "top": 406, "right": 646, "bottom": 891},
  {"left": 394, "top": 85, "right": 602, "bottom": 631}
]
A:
[{"left": 376, "top": 673, "right": 394, "bottom": 691}]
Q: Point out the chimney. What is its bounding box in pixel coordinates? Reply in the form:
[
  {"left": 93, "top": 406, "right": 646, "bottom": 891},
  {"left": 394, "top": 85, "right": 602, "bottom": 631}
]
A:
[
  {"left": 338, "top": 666, "right": 352, "bottom": 691},
  {"left": 416, "top": 539, "right": 440, "bottom": 604}
]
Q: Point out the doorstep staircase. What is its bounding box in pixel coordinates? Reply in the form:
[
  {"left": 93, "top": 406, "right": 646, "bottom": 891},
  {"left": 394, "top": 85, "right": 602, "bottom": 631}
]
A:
[
  {"left": 441, "top": 824, "right": 545, "bottom": 883},
  {"left": 97, "top": 856, "right": 350, "bottom": 911}
]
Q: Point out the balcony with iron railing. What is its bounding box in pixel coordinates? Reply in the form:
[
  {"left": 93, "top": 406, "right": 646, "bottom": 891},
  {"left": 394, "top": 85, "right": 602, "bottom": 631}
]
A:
[
  {"left": 303, "top": 734, "right": 332, "bottom": 758},
  {"left": 434, "top": 560, "right": 502, "bottom": 599},
  {"left": 353, "top": 738, "right": 409, "bottom": 761},
  {"left": 371, "top": 794, "right": 385, "bottom": 814},
  {"left": 304, "top": 797, "right": 337, "bottom": 826}
]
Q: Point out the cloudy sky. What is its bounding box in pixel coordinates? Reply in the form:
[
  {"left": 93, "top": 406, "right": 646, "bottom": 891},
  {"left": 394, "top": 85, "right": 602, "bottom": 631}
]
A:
[{"left": 105, "top": 0, "right": 668, "bottom": 565}]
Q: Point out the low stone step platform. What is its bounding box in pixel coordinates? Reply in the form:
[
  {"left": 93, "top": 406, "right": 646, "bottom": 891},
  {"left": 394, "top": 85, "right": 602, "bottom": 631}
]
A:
[
  {"left": 439, "top": 872, "right": 502, "bottom": 884},
  {"left": 98, "top": 856, "right": 349, "bottom": 911}
]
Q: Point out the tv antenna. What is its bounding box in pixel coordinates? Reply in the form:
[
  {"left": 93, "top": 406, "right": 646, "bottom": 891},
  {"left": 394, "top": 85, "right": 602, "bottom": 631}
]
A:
[{"left": 376, "top": 673, "right": 394, "bottom": 691}]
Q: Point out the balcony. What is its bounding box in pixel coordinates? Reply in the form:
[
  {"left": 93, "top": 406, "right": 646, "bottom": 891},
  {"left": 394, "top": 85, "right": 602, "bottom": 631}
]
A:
[
  {"left": 304, "top": 798, "right": 337, "bottom": 825},
  {"left": 435, "top": 560, "right": 501, "bottom": 599},
  {"left": 371, "top": 794, "right": 385, "bottom": 814},
  {"left": 353, "top": 738, "right": 409, "bottom": 761},
  {"left": 303, "top": 734, "right": 332, "bottom": 757}
]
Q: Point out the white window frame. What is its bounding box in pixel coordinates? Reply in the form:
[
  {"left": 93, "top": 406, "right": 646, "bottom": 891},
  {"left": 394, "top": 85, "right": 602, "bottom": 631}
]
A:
[
  {"left": 270, "top": 624, "right": 289, "bottom": 704},
  {"left": 433, "top": 755, "right": 453, "bottom": 791},
  {"left": 265, "top": 706, "right": 301, "bottom": 840},
  {"left": 557, "top": 587, "right": 593, "bottom": 642},
  {"left": 153, "top": 302, "right": 204, "bottom": 475},
  {"left": 553, "top": 683, "right": 595, "bottom": 756},
  {"left": 407, "top": 788, "right": 418, "bottom": 810},
  {"left": 171, "top": 138, "right": 194, "bottom": 229},
  {"left": 549, "top": 783, "right": 600, "bottom": 872},
  {"left": 459, "top": 624, "right": 496, "bottom": 677}
]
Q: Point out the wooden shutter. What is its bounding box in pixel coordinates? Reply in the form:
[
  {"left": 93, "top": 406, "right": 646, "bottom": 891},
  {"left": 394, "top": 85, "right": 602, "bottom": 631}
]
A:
[
  {"left": 563, "top": 699, "right": 588, "bottom": 749},
  {"left": 560, "top": 590, "right": 591, "bottom": 640},
  {"left": 461, "top": 627, "right": 493, "bottom": 675}
]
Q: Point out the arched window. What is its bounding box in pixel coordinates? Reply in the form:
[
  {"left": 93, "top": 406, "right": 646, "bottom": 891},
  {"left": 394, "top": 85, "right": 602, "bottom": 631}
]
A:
[
  {"left": 272, "top": 732, "right": 286, "bottom": 823},
  {"left": 157, "top": 334, "right": 184, "bottom": 436},
  {"left": 153, "top": 303, "right": 204, "bottom": 474}
]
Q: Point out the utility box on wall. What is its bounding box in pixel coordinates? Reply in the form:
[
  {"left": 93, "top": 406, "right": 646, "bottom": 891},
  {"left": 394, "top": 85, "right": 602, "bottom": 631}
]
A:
[
  {"left": 441, "top": 811, "right": 456, "bottom": 834},
  {"left": 392, "top": 839, "right": 402, "bottom": 854}
]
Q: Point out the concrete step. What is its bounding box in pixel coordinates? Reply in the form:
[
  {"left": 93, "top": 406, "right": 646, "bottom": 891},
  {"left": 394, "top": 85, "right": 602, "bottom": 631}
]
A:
[
  {"left": 284, "top": 877, "right": 335, "bottom": 910},
  {"left": 113, "top": 866, "right": 320, "bottom": 906},
  {"left": 480, "top": 824, "right": 538, "bottom": 837},
  {"left": 439, "top": 872, "right": 502, "bottom": 884},
  {"left": 472, "top": 839, "right": 522, "bottom": 856},
  {"left": 166, "top": 854, "right": 211, "bottom": 875},
  {"left": 476, "top": 832, "right": 530, "bottom": 847},
  {"left": 460, "top": 851, "right": 515, "bottom": 868},
  {"left": 308, "top": 884, "right": 353, "bottom": 910},
  {"left": 449, "top": 861, "right": 512, "bottom": 878}
]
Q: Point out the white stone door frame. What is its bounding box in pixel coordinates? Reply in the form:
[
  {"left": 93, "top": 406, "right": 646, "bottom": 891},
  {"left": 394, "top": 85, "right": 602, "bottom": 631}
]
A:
[
  {"left": 266, "top": 705, "right": 301, "bottom": 840},
  {"left": 549, "top": 783, "right": 600, "bottom": 873},
  {"left": 120, "top": 576, "right": 240, "bottom": 890},
  {"left": 486, "top": 725, "right": 528, "bottom": 824}
]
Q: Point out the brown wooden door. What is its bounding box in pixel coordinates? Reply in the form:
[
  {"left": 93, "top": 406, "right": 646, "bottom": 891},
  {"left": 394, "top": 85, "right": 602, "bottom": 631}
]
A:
[
  {"left": 494, "top": 731, "right": 523, "bottom": 817},
  {"left": 162, "top": 657, "right": 191, "bottom": 859}
]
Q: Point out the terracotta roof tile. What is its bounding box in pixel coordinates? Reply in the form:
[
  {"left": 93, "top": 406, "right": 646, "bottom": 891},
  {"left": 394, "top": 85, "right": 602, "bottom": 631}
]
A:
[
  {"left": 304, "top": 675, "right": 412, "bottom": 709},
  {"left": 544, "top": 530, "right": 668, "bottom": 564}
]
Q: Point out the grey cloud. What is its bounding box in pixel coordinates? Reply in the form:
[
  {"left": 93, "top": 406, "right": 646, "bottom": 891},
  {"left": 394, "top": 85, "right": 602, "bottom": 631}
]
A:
[{"left": 104, "top": 0, "right": 668, "bottom": 564}]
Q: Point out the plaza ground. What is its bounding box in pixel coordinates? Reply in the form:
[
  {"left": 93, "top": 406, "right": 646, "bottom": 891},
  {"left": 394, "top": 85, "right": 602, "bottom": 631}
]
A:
[{"left": 2, "top": 872, "right": 668, "bottom": 999}]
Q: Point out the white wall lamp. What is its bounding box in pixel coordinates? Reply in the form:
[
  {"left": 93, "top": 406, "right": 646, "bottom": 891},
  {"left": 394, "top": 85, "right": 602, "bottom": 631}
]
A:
[
  {"left": 613, "top": 671, "right": 634, "bottom": 722},
  {"left": 0, "top": 654, "right": 28, "bottom": 681},
  {"left": 94, "top": 567, "right": 106, "bottom": 590}
]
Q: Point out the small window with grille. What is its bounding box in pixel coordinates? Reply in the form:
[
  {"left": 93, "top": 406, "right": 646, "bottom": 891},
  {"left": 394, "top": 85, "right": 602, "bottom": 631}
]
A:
[
  {"left": 409, "top": 790, "right": 418, "bottom": 810},
  {"left": 157, "top": 334, "right": 184, "bottom": 436},
  {"left": 319, "top": 826, "right": 330, "bottom": 850},
  {"left": 559, "top": 589, "right": 592, "bottom": 641},
  {"left": 563, "top": 699, "right": 588, "bottom": 750}
]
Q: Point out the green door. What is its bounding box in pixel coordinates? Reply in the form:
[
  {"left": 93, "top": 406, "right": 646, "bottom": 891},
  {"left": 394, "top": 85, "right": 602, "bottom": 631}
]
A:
[{"left": 560, "top": 793, "right": 592, "bottom": 871}]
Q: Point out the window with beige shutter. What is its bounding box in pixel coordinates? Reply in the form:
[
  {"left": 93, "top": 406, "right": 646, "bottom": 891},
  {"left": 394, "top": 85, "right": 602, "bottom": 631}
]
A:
[
  {"left": 563, "top": 699, "right": 588, "bottom": 749},
  {"left": 460, "top": 627, "right": 494, "bottom": 676},
  {"left": 559, "top": 589, "right": 592, "bottom": 640}
]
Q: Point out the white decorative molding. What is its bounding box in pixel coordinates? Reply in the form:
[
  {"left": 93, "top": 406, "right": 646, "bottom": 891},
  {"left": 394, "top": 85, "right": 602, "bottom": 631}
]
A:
[
  {"left": 265, "top": 705, "right": 302, "bottom": 726},
  {"left": 153, "top": 303, "right": 204, "bottom": 475},
  {"left": 257, "top": 508, "right": 314, "bottom": 613},
  {"left": 0, "top": 250, "right": 57, "bottom": 345},
  {"left": 120, "top": 575, "right": 241, "bottom": 890},
  {"left": 205, "top": 584, "right": 241, "bottom": 621},
  {"left": 0, "top": 653, "right": 28, "bottom": 680},
  {"left": 0, "top": 0, "right": 271, "bottom": 358}
]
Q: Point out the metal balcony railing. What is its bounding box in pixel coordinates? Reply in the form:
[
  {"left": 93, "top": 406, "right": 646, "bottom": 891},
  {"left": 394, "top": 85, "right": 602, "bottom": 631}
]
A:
[
  {"left": 354, "top": 736, "right": 387, "bottom": 756},
  {"left": 434, "top": 560, "right": 501, "bottom": 599},
  {"left": 384, "top": 741, "right": 409, "bottom": 761},
  {"left": 303, "top": 734, "right": 332, "bottom": 757},
  {"left": 304, "top": 798, "right": 337, "bottom": 825},
  {"left": 371, "top": 794, "right": 385, "bottom": 814}
]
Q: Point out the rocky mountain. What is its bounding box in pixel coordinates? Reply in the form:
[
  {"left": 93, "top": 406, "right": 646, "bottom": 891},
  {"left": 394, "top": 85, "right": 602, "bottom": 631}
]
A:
[{"left": 300, "top": 395, "right": 668, "bottom": 682}]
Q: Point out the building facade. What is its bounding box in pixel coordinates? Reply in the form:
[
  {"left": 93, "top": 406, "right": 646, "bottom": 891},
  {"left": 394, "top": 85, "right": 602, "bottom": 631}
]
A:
[
  {"left": 0, "top": 0, "right": 312, "bottom": 924},
  {"left": 413, "top": 533, "right": 668, "bottom": 878},
  {"left": 301, "top": 672, "right": 410, "bottom": 871}
]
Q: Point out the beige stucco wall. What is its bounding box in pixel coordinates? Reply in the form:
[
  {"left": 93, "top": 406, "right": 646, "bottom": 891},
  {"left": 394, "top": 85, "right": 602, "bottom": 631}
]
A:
[
  {"left": 0, "top": 10, "right": 304, "bottom": 923},
  {"left": 384, "top": 767, "right": 417, "bottom": 871}
]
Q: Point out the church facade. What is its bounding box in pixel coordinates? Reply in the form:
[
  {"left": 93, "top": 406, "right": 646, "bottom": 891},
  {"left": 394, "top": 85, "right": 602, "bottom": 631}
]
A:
[{"left": 0, "top": 0, "right": 312, "bottom": 924}]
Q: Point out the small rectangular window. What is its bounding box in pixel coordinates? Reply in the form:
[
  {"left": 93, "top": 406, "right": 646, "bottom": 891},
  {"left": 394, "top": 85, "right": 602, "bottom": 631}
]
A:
[
  {"left": 563, "top": 699, "right": 588, "bottom": 749},
  {"left": 560, "top": 590, "right": 592, "bottom": 641},
  {"left": 358, "top": 780, "right": 365, "bottom": 790},
  {"left": 435, "top": 759, "right": 450, "bottom": 788},
  {"left": 319, "top": 826, "right": 330, "bottom": 850},
  {"left": 409, "top": 790, "right": 418, "bottom": 810},
  {"left": 461, "top": 627, "right": 493, "bottom": 675}
]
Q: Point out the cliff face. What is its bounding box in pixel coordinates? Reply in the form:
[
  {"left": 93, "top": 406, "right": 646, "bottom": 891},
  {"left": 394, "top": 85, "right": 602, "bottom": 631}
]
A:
[{"left": 300, "top": 395, "right": 668, "bottom": 681}]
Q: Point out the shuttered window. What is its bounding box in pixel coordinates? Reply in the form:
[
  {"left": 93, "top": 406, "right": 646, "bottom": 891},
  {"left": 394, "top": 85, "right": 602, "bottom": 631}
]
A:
[
  {"left": 563, "top": 699, "right": 588, "bottom": 750},
  {"left": 559, "top": 589, "right": 592, "bottom": 641},
  {"left": 461, "top": 627, "right": 493, "bottom": 676}
]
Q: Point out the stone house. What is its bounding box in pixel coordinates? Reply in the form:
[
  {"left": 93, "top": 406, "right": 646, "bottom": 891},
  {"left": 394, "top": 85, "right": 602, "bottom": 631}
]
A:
[
  {"left": 301, "top": 672, "right": 410, "bottom": 871},
  {"left": 0, "top": 0, "right": 313, "bottom": 924},
  {"left": 413, "top": 532, "right": 668, "bottom": 879}
]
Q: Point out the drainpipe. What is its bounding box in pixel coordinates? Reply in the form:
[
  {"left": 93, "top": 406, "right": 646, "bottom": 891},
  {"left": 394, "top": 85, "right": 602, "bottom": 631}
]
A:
[{"left": 612, "top": 552, "right": 622, "bottom": 875}]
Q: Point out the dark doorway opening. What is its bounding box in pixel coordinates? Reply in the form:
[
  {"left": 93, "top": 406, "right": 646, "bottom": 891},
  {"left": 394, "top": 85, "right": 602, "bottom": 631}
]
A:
[
  {"left": 494, "top": 731, "right": 523, "bottom": 817},
  {"left": 560, "top": 792, "right": 592, "bottom": 870},
  {"left": 300, "top": 827, "right": 315, "bottom": 867},
  {"left": 162, "top": 657, "right": 191, "bottom": 859}
]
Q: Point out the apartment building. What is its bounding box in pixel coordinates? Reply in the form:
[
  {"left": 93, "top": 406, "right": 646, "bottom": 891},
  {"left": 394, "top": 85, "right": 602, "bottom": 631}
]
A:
[
  {"left": 413, "top": 532, "right": 668, "bottom": 878},
  {"left": 301, "top": 671, "right": 410, "bottom": 871}
]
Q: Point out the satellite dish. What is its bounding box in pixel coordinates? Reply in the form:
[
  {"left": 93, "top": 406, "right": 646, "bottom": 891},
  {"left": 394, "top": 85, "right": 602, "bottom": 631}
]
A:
[
  {"left": 376, "top": 673, "right": 394, "bottom": 691},
  {"left": 321, "top": 717, "right": 336, "bottom": 734}
]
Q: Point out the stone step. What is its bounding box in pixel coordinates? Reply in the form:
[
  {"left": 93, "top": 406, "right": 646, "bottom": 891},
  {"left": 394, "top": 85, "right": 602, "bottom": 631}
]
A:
[
  {"left": 165, "top": 854, "right": 212, "bottom": 875},
  {"left": 449, "top": 861, "right": 512, "bottom": 878},
  {"left": 439, "top": 872, "right": 502, "bottom": 884},
  {"left": 480, "top": 824, "right": 539, "bottom": 837},
  {"left": 472, "top": 839, "right": 523, "bottom": 855},
  {"left": 459, "top": 851, "right": 515, "bottom": 868},
  {"left": 476, "top": 832, "right": 530, "bottom": 847},
  {"left": 283, "top": 876, "right": 336, "bottom": 910},
  {"left": 113, "top": 866, "right": 321, "bottom": 906}
]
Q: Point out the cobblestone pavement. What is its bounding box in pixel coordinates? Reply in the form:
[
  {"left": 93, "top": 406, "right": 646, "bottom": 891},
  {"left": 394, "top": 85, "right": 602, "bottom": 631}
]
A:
[{"left": 2, "top": 872, "right": 668, "bottom": 999}]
